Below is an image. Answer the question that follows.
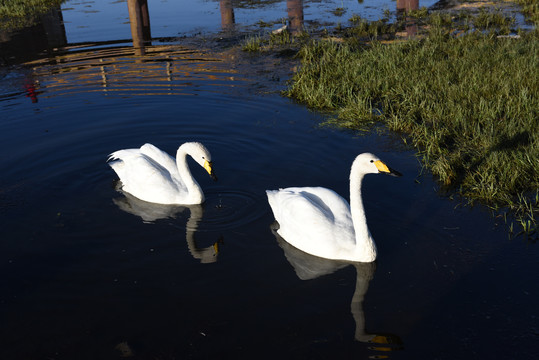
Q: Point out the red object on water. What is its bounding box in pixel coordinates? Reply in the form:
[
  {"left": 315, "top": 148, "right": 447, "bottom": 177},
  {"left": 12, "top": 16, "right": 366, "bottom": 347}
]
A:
[{"left": 24, "top": 83, "right": 38, "bottom": 103}]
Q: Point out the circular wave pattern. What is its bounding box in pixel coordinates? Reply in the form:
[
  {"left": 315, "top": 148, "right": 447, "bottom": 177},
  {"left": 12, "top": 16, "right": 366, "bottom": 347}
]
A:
[{"left": 198, "top": 188, "right": 266, "bottom": 232}]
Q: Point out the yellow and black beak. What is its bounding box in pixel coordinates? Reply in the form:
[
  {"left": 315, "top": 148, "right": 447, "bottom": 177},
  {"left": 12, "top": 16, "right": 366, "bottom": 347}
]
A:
[
  {"left": 204, "top": 160, "right": 218, "bottom": 181},
  {"left": 374, "top": 160, "right": 402, "bottom": 177}
]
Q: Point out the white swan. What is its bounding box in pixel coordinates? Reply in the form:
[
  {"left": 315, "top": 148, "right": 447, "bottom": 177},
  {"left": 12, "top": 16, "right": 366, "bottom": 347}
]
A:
[
  {"left": 266, "top": 153, "right": 401, "bottom": 262},
  {"left": 108, "top": 142, "right": 216, "bottom": 205}
]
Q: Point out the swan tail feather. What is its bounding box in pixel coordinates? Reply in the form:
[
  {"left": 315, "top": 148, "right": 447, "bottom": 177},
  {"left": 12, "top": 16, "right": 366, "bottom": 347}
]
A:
[{"left": 108, "top": 149, "right": 140, "bottom": 162}]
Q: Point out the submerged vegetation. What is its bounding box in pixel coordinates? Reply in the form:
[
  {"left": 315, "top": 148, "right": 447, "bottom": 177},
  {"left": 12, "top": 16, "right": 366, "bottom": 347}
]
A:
[{"left": 280, "top": 5, "right": 538, "bottom": 238}]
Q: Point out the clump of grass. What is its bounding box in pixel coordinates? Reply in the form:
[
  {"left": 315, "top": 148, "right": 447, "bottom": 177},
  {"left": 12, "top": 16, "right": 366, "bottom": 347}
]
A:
[
  {"left": 242, "top": 35, "right": 264, "bottom": 52},
  {"left": 346, "top": 15, "right": 397, "bottom": 39},
  {"left": 0, "top": 0, "right": 64, "bottom": 31},
  {"left": 286, "top": 24, "right": 538, "bottom": 237},
  {"left": 256, "top": 20, "right": 274, "bottom": 28},
  {"left": 465, "top": 8, "right": 515, "bottom": 34},
  {"left": 408, "top": 7, "right": 430, "bottom": 20},
  {"left": 515, "top": 0, "right": 539, "bottom": 26},
  {"left": 269, "top": 29, "right": 292, "bottom": 46},
  {"left": 427, "top": 12, "right": 454, "bottom": 27},
  {"left": 333, "top": 7, "right": 346, "bottom": 17},
  {"left": 242, "top": 27, "right": 309, "bottom": 53}
]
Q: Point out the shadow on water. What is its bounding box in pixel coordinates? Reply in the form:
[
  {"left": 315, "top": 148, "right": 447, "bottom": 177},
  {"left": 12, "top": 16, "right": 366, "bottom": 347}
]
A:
[{"left": 0, "top": 5, "right": 66, "bottom": 65}]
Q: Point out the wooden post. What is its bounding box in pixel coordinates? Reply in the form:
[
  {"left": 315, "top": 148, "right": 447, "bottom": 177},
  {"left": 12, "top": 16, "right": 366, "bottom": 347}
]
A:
[
  {"left": 396, "top": 0, "right": 419, "bottom": 37},
  {"left": 220, "top": 0, "right": 235, "bottom": 31},
  {"left": 127, "top": 0, "right": 151, "bottom": 55},
  {"left": 286, "top": 0, "right": 304, "bottom": 35},
  {"left": 396, "top": 0, "right": 419, "bottom": 12}
]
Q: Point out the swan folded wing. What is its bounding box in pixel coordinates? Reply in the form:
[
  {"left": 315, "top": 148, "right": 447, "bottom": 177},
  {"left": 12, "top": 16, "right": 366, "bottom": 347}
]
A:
[
  {"left": 140, "top": 143, "right": 180, "bottom": 178},
  {"left": 301, "top": 187, "right": 353, "bottom": 225},
  {"left": 112, "top": 153, "right": 186, "bottom": 204},
  {"left": 267, "top": 187, "right": 356, "bottom": 259}
]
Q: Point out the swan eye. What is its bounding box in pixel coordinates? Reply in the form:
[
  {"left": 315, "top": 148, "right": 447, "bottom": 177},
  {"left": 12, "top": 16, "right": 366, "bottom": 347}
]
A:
[{"left": 370, "top": 160, "right": 374, "bottom": 163}]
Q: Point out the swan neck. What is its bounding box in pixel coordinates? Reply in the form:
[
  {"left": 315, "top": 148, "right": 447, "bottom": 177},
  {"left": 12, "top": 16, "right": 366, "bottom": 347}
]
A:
[
  {"left": 176, "top": 147, "right": 203, "bottom": 202},
  {"left": 349, "top": 165, "right": 376, "bottom": 261},
  {"left": 350, "top": 172, "right": 368, "bottom": 237}
]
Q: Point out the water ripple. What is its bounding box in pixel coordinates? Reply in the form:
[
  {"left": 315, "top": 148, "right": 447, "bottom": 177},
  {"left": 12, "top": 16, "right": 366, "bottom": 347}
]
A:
[
  {"left": 24, "top": 43, "right": 250, "bottom": 100},
  {"left": 199, "top": 188, "right": 266, "bottom": 232}
]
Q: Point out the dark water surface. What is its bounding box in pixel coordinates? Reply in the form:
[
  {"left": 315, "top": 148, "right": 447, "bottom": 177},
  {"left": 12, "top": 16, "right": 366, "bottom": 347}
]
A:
[{"left": 1, "top": 0, "right": 538, "bottom": 359}]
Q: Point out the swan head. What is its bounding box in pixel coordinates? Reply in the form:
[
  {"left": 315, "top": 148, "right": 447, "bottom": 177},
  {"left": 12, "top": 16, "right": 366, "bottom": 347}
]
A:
[
  {"left": 353, "top": 153, "right": 402, "bottom": 177},
  {"left": 181, "top": 142, "right": 218, "bottom": 181}
]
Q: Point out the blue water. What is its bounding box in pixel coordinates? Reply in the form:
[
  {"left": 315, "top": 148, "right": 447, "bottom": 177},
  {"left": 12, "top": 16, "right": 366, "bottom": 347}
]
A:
[
  {"left": 1, "top": 0, "right": 538, "bottom": 359},
  {"left": 59, "top": 0, "right": 434, "bottom": 42}
]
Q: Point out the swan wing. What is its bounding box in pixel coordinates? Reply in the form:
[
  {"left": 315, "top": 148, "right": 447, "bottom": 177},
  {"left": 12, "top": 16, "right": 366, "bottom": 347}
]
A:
[
  {"left": 140, "top": 143, "right": 181, "bottom": 179},
  {"left": 109, "top": 149, "right": 185, "bottom": 204},
  {"left": 266, "top": 187, "right": 356, "bottom": 260}
]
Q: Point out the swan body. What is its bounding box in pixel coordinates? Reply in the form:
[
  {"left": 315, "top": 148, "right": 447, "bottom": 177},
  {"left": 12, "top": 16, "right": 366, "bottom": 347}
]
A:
[
  {"left": 266, "top": 153, "right": 401, "bottom": 262},
  {"left": 108, "top": 142, "right": 216, "bottom": 205}
]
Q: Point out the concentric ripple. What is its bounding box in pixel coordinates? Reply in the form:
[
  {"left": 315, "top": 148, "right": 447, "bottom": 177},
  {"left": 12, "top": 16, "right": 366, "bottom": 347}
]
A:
[{"left": 197, "top": 188, "right": 266, "bottom": 232}]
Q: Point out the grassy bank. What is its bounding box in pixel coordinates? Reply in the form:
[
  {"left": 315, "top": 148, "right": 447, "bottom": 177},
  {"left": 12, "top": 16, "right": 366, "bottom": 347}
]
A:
[
  {"left": 285, "top": 18, "right": 538, "bottom": 237},
  {"left": 0, "top": 0, "right": 64, "bottom": 31}
]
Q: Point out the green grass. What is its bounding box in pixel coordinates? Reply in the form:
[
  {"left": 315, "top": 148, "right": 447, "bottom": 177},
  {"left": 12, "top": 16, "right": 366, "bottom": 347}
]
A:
[
  {"left": 0, "top": 0, "right": 64, "bottom": 31},
  {"left": 242, "top": 35, "right": 264, "bottom": 52},
  {"left": 515, "top": 0, "right": 539, "bottom": 26},
  {"left": 269, "top": 29, "right": 292, "bottom": 46},
  {"left": 346, "top": 15, "right": 397, "bottom": 39},
  {"left": 471, "top": 8, "right": 515, "bottom": 31},
  {"left": 285, "top": 22, "right": 538, "bottom": 238},
  {"left": 242, "top": 26, "right": 310, "bottom": 53}
]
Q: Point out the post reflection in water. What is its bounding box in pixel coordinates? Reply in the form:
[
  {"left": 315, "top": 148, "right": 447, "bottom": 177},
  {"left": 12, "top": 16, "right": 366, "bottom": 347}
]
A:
[
  {"left": 287, "top": 0, "right": 304, "bottom": 35},
  {"left": 220, "top": 0, "right": 235, "bottom": 31},
  {"left": 127, "top": 0, "right": 152, "bottom": 55},
  {"left": 113, "top": 188, "right": 221, "bottom": 264},
  {"left": 397, "top": 0, "right": 419, "bottom": 37},
  {"left": 272, "top": 224, "right": 403, "bottom": 352}
]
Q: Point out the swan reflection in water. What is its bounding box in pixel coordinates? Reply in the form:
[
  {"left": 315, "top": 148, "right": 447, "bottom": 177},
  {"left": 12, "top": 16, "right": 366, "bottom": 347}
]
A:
[
  {"left": 113, "top": 188, "right": 221, "bottom": 263},
  {"left": 272, "top": 223, "right": 403, "bottom": 352}
]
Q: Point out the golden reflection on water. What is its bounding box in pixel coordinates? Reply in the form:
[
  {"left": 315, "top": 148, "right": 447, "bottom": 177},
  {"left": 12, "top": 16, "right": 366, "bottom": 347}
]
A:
[
  {"left": 23, "top": 43, "right": 245, "bottom": 98},
  {"left": 15, "top": 0, "right": 244, "bottom": 98},
  {"left": 10, "top": 0, "right": 424, "bottom": 101}
]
